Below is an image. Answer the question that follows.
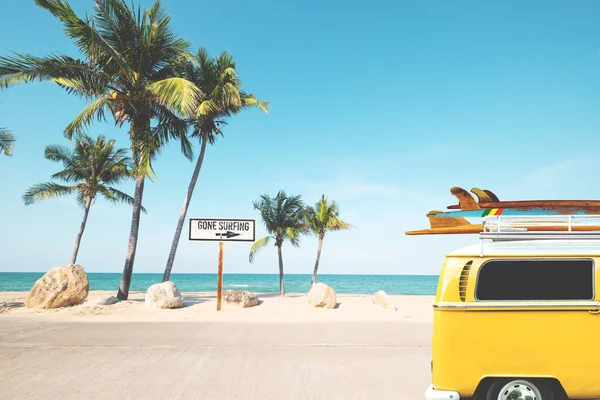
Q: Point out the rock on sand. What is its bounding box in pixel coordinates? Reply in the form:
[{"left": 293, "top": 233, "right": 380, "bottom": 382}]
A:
[
  {"left": 97, "top": 296, "right": 119, "bottom": 306},
  {"left": 145, "top": 281, "right": 184, "bottom": 309},
  {"left": 372, "top": 290, "right": 397, "bottom": 311},
  {"left": 308, "top": 282, "right": 336, "bottom": 309},
  {"left": 25, "top": 264, "right": 90, "bottom": 309},
  {"left": 222, "top": 290, "right": 258, "bottom": 308}
]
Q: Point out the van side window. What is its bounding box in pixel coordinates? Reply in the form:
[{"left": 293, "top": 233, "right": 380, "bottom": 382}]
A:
[{"left": 476, "top": 259, "right": 594, "bottom": 301}]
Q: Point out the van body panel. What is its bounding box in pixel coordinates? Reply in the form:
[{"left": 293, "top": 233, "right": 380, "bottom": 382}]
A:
[
  {"left": 435, "top": 257, "right": 470, "bottom": 304},
  {"left": 432, "top": 253, "right": 600, "bottom": 398}
]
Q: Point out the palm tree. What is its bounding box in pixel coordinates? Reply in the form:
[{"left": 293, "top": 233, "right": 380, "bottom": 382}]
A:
[
  {"left": 0, "top": 127, "right": 15, "bottom": 156},
  {"left": 162, "top": 48, "right": 268, "bottom": 282},
  {"left": 0, "top": 0, "right": 200, "bottom": 299},
  {"left": 23, "top": 134, "right": 136, "bottom": 264},
  {"left": 305, "top": 195, "right": 353, "bottom": 286},
  {"left": 249, "top": 191, "right": 306, "bottom": 295}
]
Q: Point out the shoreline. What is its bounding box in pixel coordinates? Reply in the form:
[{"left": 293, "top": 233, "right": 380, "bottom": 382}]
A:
[
  {"left": 0, "top": 290, "right": 436, "bottom": 295},
  {"left": 0, "top": 272, "right": 440, "bottom": 295},
  {"left": 0, "top": 290, "right": 436, "bottom": 323}
]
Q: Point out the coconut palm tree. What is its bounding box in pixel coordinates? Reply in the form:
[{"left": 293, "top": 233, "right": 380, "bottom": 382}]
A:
[
  {"left": 23, "top": 134, "right": 137, "bottom": 264},
  {"left": 305, "top": 195, "right": 353, "bottom": 286},
  {"left": 162, "top": 48, "right": 268, "bottom": 282},
  {"left": 249, "top": 191, "right": 306, "bottom": 296},
  {"left": 0, "top": 0, "right": 200, "bottom": 299},
  {"left": 0, "top": 127, "right": 15, "bottom": 156}
]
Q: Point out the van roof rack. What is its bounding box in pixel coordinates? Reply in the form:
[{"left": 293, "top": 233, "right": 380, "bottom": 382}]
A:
[
  {"left": 481, "top": 214, "right": 600, "bottom": 234},
  {"left": 478, "top": 215, "right": 600, "bottom": 256}
]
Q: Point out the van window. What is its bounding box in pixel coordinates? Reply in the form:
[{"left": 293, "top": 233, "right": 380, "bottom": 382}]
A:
[{"left": 476, "top": 259, "right": 594, "bottom": 301}]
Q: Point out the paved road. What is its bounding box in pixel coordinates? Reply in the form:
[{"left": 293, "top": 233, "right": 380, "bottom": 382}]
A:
[{"left": 0, "top": 318, "right": 432, "bottom": 400}]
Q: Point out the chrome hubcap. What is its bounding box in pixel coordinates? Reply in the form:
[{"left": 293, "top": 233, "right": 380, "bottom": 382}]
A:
[{"left": 497, "top": 380, "right": 542, "bottom": 400}]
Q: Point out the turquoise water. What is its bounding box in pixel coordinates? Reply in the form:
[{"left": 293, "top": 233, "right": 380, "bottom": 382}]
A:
[{"left": 0, "top": 273, "right": 439, "bottom": 295}]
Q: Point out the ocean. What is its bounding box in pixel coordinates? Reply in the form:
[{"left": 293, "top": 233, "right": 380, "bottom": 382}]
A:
[{"left": 0, "top": 273, "right": 439, "bottom": 295}]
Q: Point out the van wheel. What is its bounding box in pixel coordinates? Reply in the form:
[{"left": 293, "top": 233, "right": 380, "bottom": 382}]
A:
[{"left": 485, "top": 379, "right": 554, "bottom": 400}]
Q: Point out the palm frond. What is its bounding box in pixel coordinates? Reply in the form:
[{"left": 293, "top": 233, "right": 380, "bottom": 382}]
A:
[
  {"left": 44, "top": 144, "right": 75, "bottom": 166},
  {"left": 286, "top": 226, "right": 304, "bottom": 248},
  {"left": 50, "top": 168, "right": 81, "bottom": 182},
  {"left": 0, "top": 53, "right": 110, "bottom": 96},
  {"left": 151, "top": 103, "right": 193, "bottom": 161},
  {"left": 147, "top": 77, "right": 202, "bottom": 118},
  {"left": 98, "top": 185, "right": 147, "bottom": 213},
  {"left": 64, "top": 96, "right": 112, "bottom": 138},
  {"left": 249, "top": 236, "right": 271, "bottom": 263},
  {"left": 239, "top": 95, "right": 269, "bottom": 113},
  {"left": 195, "top": 99, "right": 220, "bottom": 117},
  {"left": 34, "top": 0, "right": 133, "bottom": 77},
  {"left": 0, "top": 128, "right": 16, "bottom": 156},
  {"left": 23, "top": 182, "right": 74, "bottom": 205}
]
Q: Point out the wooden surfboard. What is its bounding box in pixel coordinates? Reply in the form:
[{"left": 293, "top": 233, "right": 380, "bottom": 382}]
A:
[
  {"left": 446, "top": 187, "right": 600, "bottom": 211},
  {"left": 406, "top": 223, "right": 600, "bottom": 235}
]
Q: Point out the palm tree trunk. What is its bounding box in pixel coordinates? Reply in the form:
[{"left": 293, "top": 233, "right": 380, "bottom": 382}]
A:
[
  {"left": 277, "top": 244, "right": 285, "bottom": 296},
  {"left": 311, "top": 236, "right": 324, "bottom": 286},
  {"left": 163, "top": 133, "right": 208, "bottom": 282},
  {"left": 118, "top": 117, "right": 150, "bottom": 300},
  {"left": 70, "top": 197, "right": 92, "bottom": 264},
  {"left": 117, "top": 176, "right": 146, "bottom": 300}
]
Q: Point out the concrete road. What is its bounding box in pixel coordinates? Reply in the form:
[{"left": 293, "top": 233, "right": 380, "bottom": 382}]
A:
[{"left": 0, "top": 318, "right": 432, "bottom": 400}]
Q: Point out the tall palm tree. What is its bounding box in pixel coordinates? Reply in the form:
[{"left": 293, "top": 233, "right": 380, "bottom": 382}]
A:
[
  {"left": 249, "top": 191, "right": 306, "bottom": 296},
  {"left": 23, "top": 134, "right": 137, "bottom": 264},
  {"left": 162, "top": 48, "right": 268, "bottom": 282},
  {"left": 305, "top": 195, "right": 353, "bottom": 286},
  {"left": 0, "top": 0, "right": 200, "bottom": 299},
  {"left": 0, "top": 127, "right": 15, "bottom": 156}
]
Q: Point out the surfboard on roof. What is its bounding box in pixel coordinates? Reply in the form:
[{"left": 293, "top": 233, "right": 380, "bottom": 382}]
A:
[{"left": 405, "top": 186, "right": 600, "bottom": 235}]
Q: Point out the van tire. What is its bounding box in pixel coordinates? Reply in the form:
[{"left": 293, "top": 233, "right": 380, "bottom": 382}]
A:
[{"left": 485, "top": 378, "right": 554, "bottom": 400}]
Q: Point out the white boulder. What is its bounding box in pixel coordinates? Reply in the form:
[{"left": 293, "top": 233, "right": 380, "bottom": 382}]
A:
[
  {"left": 222, "top": 290, "right": 258, "bottom": 308},
  {"left": 145, "top": 281, "right": 184, "bottom": 309},
  {"left": 372, "top": 290, "right": 397, "bottom": 311},
  {"left": 308, "top": 282, "right": 336, "bottom": 309}
]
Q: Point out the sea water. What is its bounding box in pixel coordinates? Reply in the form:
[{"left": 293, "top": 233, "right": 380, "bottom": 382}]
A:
[{"left": 0, "top": 272, "right": 439, "bottom": 295}]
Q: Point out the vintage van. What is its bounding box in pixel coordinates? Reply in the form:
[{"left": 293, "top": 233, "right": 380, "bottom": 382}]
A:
[{"left": 426, "top": 230, "right": 600, "bottom": 400}]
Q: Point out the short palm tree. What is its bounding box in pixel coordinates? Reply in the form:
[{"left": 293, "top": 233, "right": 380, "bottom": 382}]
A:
[
  {"left": 0, "top": 127, "right": 15, "bottom": 156},
  {"left": 162, "top": 48, "right": 268, "bottom": 282},
  {"left": 0, "top": 0, "right": 200, "bottom": 299},
  {"left": 249, "top": 191, "right": 306, "bottom": 296},
  {"left": 23, "top": 134, "right": 137, "bottom": 264},
  {"left": 305, "top": 195, "right": 353, "bottom": 286}
]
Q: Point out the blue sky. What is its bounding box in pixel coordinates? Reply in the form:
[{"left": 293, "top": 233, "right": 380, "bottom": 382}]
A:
[{"left": 1, "top": 0, "right": 600, "bottom": 275}]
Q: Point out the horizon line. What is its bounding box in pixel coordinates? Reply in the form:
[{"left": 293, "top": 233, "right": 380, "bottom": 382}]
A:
[{"left": 0, "top": 271, "right": 439, "bottom": 276}]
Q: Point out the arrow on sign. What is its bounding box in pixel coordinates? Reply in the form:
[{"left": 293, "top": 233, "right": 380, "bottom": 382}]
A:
[{"left": 215, "top": 231, "right": 241, "bottom": 239}]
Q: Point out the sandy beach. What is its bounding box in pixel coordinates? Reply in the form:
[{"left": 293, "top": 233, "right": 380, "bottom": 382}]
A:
[{"left": 0, "top": 291, "right": 434, "bottom": 399}]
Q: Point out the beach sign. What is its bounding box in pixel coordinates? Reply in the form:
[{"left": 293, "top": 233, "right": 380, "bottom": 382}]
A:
[
  {"left": 189, "top": 218, "right": 255, "bottom": 242},
  {"left": 189, "top": 217, "right": 256, "bottom": 311}
]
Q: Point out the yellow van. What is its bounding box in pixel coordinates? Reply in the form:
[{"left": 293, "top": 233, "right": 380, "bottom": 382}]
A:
[{"left": 426, "top": 225, "right": 600, "bottom": 400}]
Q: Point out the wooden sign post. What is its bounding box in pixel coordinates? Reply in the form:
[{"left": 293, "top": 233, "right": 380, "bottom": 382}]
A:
[
  {"left": 217, "top": 242, "right": 224, "bottom": 311},
  {"left": 189, "top": 218, "right": 256, "bottom": 311}
]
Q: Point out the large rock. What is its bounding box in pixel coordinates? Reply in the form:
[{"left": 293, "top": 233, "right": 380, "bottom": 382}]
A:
[
  {"left": 145, "top": 281, "right": 184, "bottom": 309},
  {"left": 25, "top": 264, "right": 89, "bottom": 309},
  {"left": 372, "top": 290, "right": 397, "bottom": 311},
  {"left": 222, "top": 290, "right": 258, "bottom": 308},
  {"left": 308, "top": 282, "right": 336, "bottom": 309}
]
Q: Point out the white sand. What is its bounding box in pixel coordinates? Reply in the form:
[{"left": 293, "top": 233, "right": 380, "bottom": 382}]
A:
[{"left": 0, "top": 290, "right": 434, "bottom": 323}]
